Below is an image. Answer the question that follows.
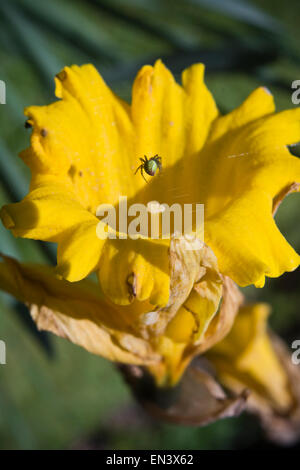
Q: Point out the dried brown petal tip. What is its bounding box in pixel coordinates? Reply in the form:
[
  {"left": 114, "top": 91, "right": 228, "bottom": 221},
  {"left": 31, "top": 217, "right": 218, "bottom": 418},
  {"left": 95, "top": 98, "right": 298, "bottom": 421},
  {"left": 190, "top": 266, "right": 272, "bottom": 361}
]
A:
[
  {"left": 56, "top": 70, "right": 67, "bottom": 81},
  {"left": 257, "top": 334, "right": 300, "bottom": 445},
  {"left": 273, "top": 182, "right": 300, "bottom": 215}
]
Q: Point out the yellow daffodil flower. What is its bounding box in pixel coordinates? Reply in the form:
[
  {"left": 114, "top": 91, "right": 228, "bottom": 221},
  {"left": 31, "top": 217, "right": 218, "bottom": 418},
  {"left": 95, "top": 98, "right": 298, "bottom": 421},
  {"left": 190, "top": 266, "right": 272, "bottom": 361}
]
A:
[
  {"left": 0, "top": 61, "right": 299, "bottom": 401},
  {"left": 1, "top": 60, "right": 300, "bottom": 308}
]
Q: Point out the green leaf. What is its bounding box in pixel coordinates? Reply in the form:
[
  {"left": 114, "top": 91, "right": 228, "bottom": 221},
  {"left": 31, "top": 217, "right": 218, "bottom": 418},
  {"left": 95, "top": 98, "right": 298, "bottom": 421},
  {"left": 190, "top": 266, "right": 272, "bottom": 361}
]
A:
[
  {"left": 0, "top": 1, "right": 63, "bottom": 86},
  {"left": 188, "top": 0, "right": 281, "bottom": 33},
  {"left": 16, "top": 0, "right": 125, "bottom": 63}
]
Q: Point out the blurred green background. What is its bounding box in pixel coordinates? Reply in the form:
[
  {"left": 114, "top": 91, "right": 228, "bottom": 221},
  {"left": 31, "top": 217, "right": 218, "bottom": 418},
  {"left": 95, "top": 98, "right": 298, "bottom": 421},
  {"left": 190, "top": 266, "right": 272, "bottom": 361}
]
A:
[{"left": 0, "top": 0, "right": 299, "bottom": 450}]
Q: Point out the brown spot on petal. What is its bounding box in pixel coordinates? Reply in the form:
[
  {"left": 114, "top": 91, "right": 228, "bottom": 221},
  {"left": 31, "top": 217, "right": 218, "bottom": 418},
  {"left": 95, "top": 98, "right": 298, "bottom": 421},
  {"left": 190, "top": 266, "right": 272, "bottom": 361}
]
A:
[
  {"left": 127, "top": 272, "right": 137, "bottom": 300},
  {"left": 40, "top": 128, "right": 48, "bottom": 137},
  {"left": 183, "top": 305, "right": 201, "bottom": 335},
  {"left": 68, "top": 165, "right": 76, "bottom": 179},
  {"left": 56, "top": 70, "right": 67, "bottom": 81}
]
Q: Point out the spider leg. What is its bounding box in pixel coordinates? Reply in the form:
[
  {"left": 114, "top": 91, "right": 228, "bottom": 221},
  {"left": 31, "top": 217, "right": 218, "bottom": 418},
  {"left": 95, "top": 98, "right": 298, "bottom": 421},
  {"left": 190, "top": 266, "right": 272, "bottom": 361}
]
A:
[
  {"left": 141, "top": 167, "right": 148, "bottom": 183},
  {"left": 134, "top": 164, "right": 143, "bottom": 175}
]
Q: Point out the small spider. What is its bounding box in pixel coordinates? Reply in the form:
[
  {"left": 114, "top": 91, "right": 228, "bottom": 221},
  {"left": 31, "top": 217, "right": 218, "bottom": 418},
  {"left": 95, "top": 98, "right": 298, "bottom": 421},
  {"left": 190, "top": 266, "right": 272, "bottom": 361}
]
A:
[{"left": 135, "top": 154, "right": 162, "bottom": 183}]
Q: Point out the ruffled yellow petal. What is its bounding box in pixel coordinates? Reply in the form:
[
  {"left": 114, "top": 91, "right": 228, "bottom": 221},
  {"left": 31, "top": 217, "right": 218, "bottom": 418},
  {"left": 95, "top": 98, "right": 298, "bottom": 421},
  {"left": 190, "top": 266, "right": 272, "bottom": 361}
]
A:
[
  {"left": 56, "top": 219, "right": 104, "bottom": 281},
  {"left": 131, "top": 60, "right": 185, "bottom": 170},
  {"left": 0, "top": 181, "right": 96, "bottom": 240},
  {"left": 0, "top": 180, "right": 107, "bottom": 281},
  {"left": 22, "top": 64, "right": 136, "bottom": 212},
  {"left": 129, "top": 60, "right": 218, "bottom": 209},
  {"left": 181, "top": 63, "right": 219, "bottom": 157},
  {"left": 205, "top": 188, "right": 300, "bottom": 287},
  {"left": 131, "top": 60, "right": 218, "bottom": 171},
  {"left": 202, "top": 100, "right": 300, "bottom": 286},
  {"left": 210, "top": 86, "right": 275, "bottom": 141}
]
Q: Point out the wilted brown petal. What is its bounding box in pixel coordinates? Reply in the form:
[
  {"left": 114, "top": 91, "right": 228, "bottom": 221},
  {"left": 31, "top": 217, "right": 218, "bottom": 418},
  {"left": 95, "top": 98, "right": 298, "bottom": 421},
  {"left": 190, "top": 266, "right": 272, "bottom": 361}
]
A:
[
  {"left": 195, "top": 276, "right": 244, "bottom": 354},
  {"left": 142, "top": 235, "right": 204, "bottom": 337},
  {"left": 121, "top": 357, "right": 248, "bottom": 426},
  {"left": 0, "top": 255, "right": 160, "bottom": 365}
]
